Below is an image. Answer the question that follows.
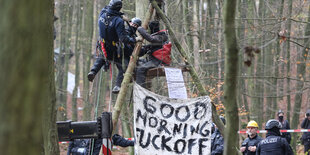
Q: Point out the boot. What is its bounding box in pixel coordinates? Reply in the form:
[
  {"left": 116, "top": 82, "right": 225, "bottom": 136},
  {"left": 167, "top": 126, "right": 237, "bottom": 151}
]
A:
[{"left": 87, "top": 71, "right": 96, "bottom": 82}]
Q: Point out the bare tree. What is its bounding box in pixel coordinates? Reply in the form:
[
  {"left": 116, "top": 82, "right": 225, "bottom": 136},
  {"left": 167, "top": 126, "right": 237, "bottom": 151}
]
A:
[{"left": 222, "top": 0, "right": 239, "bottom": 154}]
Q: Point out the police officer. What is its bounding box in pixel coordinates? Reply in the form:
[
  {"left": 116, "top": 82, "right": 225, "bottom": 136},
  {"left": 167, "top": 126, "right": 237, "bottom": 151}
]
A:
[
  {"left": 88, "top": 0, "right": 136, "bottom": 93},
  {"left": 111, "top": 17, "right": 142, "bottom": 93},
  {"left": 240, "top": 120, "right": 263, "bottom": 155},
  {"left": 301, "top": 109, "right": 310, "bottom": 154},
  {"left": 211, "top": 116, "right": 225, "bottom": 155},
  {"left": 277, "top": 110, "right": 291, "bottom": 144},
  {"left": 67, "top": 139, "right": 90, "bottom": 155},
  {"left": 256, "top": 119, "right": 293, "bottom": 155},
  {"left": 136, "top": 21, "right": 169, "bottom": 88}
]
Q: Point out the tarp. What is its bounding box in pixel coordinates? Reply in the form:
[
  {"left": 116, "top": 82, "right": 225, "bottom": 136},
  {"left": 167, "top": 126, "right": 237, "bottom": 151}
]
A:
[{"left": 133, "top": 83, "right": 212, "bottom": 155}]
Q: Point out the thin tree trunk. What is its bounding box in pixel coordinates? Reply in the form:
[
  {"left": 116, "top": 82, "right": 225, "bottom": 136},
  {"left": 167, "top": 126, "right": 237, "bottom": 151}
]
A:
[
  {"left": 182, "top": 0, "right": 194, "bottom": 55},
  {"left": 285, "top": 0, "right": 293, "bottom": 124},
  {"left": 72, "top": 0, "right": 82, "bottom": 121},
  {"left": 121, "top": 101, "right": 134, "bottom": 155},
  {"left": 237, "top": 0, "right": 250, "bottom": 121},
  {"left": 192, "top": 0, "right": 200, "bottom": 70},
  {"left": 57, "top": 0, "right": 69, "bottom": 121},
  {"left": 0, "top": 0, "right": 53, "bottom": 154},
  {"left": 83, "top": 0, "right": 94, "bottom": 121},
  {"left": 222, "top": 0, "right": 239, "bottom": 154}
]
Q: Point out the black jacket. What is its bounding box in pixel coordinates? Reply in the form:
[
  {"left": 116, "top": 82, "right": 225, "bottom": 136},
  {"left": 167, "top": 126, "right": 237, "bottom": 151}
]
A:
[
  {"left": 279, "top": 120, "right": 291, "bottom": 143},
  {"left": 137, "top": 27, "right": 168, "bottom": 57},
  {"left": 211, "top": 129, "right": 224, "bottom": 155},
  {"left": 256, "top": 130, "right": 293, "bottom": 155},
  {"left": 123, "top": 26, "right": 137, "bottom": 57},
  {"left": 241, "top": 134, "right": 263, "bottom": 155},
  {"left": 301, "top": 109, "right": 310, "bottom": 142},
  {"left": 98, "top": 7, "right": 134, "bottom": 60}
]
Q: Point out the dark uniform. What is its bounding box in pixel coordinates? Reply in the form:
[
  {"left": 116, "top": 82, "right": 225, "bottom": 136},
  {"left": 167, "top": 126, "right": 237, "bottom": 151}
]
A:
[
  {"left": 211, "top": 129, "right": 224, "bottom": 155},
  {"left": 136, "top": 21, "right": 168, "bottom": 87},
  {"left": 279, "top": 119, "right": 291, "bottom": 144},
  {"left": 301, "top": 109, "right": 310, "bottom": 154},
  {"left": 112, "top": 134, "right": 134, "bottom": 147},
  {"left": 277, "top": 110, "right": 291, "bottom": 144},
  {"left": 67, "top": 139, "right": 90, "bottom": 155},
  {"left": 88, "top": 0, "right": 135, "bottom": 88},
  {"left": 256, "top": 119, "right": 293, "bottom": 155},
  {"left": 111, "top": 18, "right": 141, "bottom": 93},
  {"left": 241, "top": 134, "right": 263, "bottom": 155}
]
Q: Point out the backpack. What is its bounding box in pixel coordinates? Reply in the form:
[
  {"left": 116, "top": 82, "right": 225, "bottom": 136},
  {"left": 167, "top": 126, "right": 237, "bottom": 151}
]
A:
[{"left": 152, "top": 42, "right": 172, "bottom": 65}]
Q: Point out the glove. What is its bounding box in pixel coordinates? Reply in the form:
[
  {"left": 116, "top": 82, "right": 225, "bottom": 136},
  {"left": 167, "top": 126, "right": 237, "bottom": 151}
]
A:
[
  {"left": 112, "top": 134, "right": 121, "bottom": 141},
  {"left": 129, "top": 37, "right": 136, "bottom": 44}
]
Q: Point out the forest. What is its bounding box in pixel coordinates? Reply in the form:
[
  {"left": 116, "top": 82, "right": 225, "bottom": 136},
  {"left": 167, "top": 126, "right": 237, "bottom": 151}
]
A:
[{"left": 1, "top": 0, "right": 310, "bottom": 154}]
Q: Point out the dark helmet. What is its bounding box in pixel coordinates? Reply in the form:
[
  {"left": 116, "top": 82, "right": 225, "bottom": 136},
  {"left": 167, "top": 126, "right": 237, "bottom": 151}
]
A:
[
  {"left": 265, "top": 119, "right": 282, "bottom": 130},
  {"left": 220, "top": 116, "right": 226, "bottom": 125},
  {"left": 109, "top": 0, "right": 122, "bottom": 11},
  {"left": 148, "top": 21, "right": 160, "bottom": 34},
  {"left": 131, "top": 17, "right": 142, "bottom": 27}
]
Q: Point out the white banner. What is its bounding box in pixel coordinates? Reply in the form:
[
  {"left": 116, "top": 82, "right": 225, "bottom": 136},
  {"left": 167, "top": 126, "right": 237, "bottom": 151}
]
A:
[{"left": 133, "top": 84, "right": 212, "bottom": 155}]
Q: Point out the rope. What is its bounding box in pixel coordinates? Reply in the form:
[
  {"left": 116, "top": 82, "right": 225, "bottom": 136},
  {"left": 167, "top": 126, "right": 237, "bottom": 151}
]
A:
[{"left": 108, "top": 62, "right": 114, "bottom": 112}]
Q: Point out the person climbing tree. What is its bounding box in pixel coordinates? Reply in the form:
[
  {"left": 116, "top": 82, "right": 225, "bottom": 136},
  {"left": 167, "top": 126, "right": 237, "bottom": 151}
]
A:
[
  {"left": 87, "top": 0, "right": 136, "bottom": 94},
  {"left": 112, "top": 17, "right": 142, "bottom": 93}
]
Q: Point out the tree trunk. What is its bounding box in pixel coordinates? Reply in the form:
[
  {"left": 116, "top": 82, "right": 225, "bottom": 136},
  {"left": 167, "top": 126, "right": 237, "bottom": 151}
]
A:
[
  {"left": 72, "top": 0, "right": 82, "bottom": 121},
  {"left": 56, "top": 0, "right": 69, "bottom": 121},
  {"left": 82, "top": 0, "right": 94, "bottom": 121},
  {"left": 136, "top": 0, "right": 149, "bottom": 20},
  {"left": 237, "top": 0, "right": 250, "bottom": 121},
  {"left": 285, "top": 0, "right": 293, "bottom": 124},
  {"left": 182, "top": 0, "right": 194, "bottom": 55},
  {"left": 192, "top": 0, "right": 200, "bottom": 70},
  {"left": 0, "top": 0, "right": 53, "bottom": 154},
  {"left": 291, "top": 3, "right": 310, "bottom": 151},
  {"left": 222, "top": 0, "right": 239, "bottom": 154}
]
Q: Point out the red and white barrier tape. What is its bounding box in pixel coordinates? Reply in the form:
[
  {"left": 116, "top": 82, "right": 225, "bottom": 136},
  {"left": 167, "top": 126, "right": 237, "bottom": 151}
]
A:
[
  {"left": 102, "top": 138, "right": 112, "bottom": 155},
  {"left": 125, "top": 138, "right": 134, "bottom": 141},
  {"left": 238, "top": 129, "right": 310, "bottom": 134}
]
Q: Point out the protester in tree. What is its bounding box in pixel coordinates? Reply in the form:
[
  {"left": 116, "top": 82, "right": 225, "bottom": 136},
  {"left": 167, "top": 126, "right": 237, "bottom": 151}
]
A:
[
  {"left": 276, "top": 110, "right": 291, "bottom": 144},
  {"left": 240, "top": 120, "right": 263, "bottom": 155},
  {"left": 136, "top": 21, "right": 170, "bottom": 88},
  {"left": 67, "top": 139, "right": 90, "bottom": 155},
  {"left": 211, "top": 116, "right": 225, "bottom": 155},
  {"left": 301, "top": 109, "right": 310, "bottom": 154},
  {"left": 87, "top": 0, "right": 136, "bottom": 93},
  {"left": 256, "top": 119, "right": 293, "bottom": 155}
]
